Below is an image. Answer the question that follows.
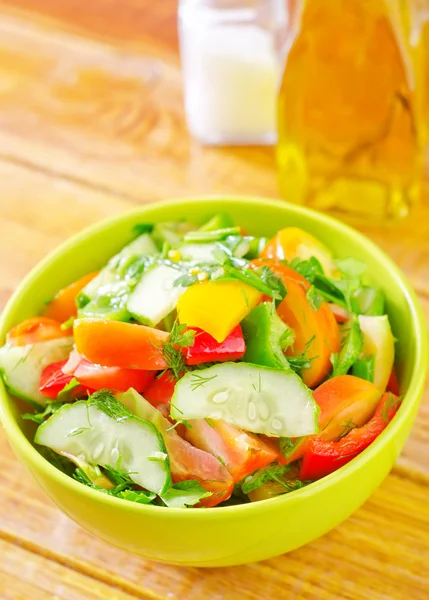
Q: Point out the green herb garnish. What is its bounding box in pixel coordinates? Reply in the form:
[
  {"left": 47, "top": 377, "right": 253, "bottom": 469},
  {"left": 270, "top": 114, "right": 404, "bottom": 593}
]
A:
[
  {"left": 22, "top": 401, "right": 64, "bottom": 425},
  {"left": 331, "top": 315, "right": 363, "bottom": 377},
  {"left": 160, "top": 480, "right": 212, "bottom": 508}
]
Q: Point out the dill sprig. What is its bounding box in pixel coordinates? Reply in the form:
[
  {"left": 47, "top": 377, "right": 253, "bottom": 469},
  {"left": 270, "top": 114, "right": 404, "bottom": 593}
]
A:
[
  {"left": 161, "top": 321, "right": 195, "bottom": 380},
  {"left": 190, "top": 372, "right": 218, "bottom": 391}
]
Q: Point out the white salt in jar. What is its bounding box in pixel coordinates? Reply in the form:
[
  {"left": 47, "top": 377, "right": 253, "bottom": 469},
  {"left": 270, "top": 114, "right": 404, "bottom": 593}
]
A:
[{"left": 179, "top": 0, "right": 287, "bottom": 145}]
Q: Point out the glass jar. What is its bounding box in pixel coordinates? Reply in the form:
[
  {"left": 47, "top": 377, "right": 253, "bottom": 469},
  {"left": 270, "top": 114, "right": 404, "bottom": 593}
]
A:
[
  {"left": 277, "top": 0, "right": 427, "bottom": 224},
  {"left": 179, "top": 0, "right": 287, "bottom": 145}
]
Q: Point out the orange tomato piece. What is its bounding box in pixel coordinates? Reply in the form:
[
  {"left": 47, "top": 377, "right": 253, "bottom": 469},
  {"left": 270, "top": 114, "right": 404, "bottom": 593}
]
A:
[
  {"left": 7, "top": 317, "right": 71, "bottom": 347},
  {"left": 280, "top": 375, "right": 381, "bottom": 464},
  {"left": 73, "top": 318, "right": 169, "bottom": 370},
  {"left": 44, "top": 272, "right": 98, "bottom": 323},
  {"left": 252, "top": 259, "right": 341, "bottom": 388}
]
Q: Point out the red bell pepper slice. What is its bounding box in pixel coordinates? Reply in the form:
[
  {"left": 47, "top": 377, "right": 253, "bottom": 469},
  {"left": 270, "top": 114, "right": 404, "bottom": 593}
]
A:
[
  {"left": 300, "top": 392, "right": 401, "bottom": 480},
  {"left": 39, "top": 360, "right": 87, "bottom": 399},
  {"left": 182, "top": 325, "right": 245, "bottom": 366}
]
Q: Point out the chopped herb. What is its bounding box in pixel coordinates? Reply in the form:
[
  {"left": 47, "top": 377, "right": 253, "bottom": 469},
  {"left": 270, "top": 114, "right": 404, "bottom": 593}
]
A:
[
  {"left": 66, "top": 426, "right": 92, "bottom": 438},
  {"left": 217, "top": 455, "right": 226, "bottom": 467},
  {"left": 160, "top": 480, "right": 212, "bottom": 508},
  {"left": 279, "top": 326, "right": 295, "bottom": 351},
  {"left": 103, "top": 463, "right": 136, "bottom": 487},
  {"left": 286, "top": 335, "right": 316, "bottom": 375},
  {"left": 117, "top": 489, "right": 155, "bottom": 504},
  {"left": 60, "top": 316, "right": 75, "bottom": 330},
  {"left": 169, "top": 402, "right": 183, "bottom": 415},
  {"left": 278, "top": 437, "right": 296, "bottom": 457},
  {"left": 190, "top": 372, "right": 218, "bottom": 391},
  {"left": 22, "top": 401, "right": 64, "bottom": 425},
  {"left": 381, "top": 393, "right": 401, "bottom": 424},
  {"left": 90, "top": 389, "right": 132, "bottom": 422},
  {"left": 241, "top": 463, "right": 306, "bottom": 495},
  {"left": 205, "top": 418, "right": 215, "bottom": 428},
  {"left": 331, "top": 315, "right": 363, "bottom": 377},
  {"left": 337, "top": 419, "right": 358, "bottom": 440},
  {"left": 57, "top": 378, "right": 82, "bottom": 401},
  {"left": 173, "top": 273, "right": 199, "bottom": 288},
  {"left": 306, "top": 285, "right": 324, "bottom": 311},
  {"left": 160, "top": 321, "right": 195, "bottom": 379}
]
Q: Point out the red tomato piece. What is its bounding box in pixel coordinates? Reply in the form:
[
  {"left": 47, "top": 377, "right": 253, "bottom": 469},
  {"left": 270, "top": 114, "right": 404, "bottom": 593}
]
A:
[
  {"left": 144, "top": 370, "right": 177, "bottom": 406},
  {"left": 7, "top": 317, "right": 71, "bottom": 347},
  {"left": 300, "top": 392, "right": 401, "bottom": 480},
  {"left": 76, "top": 361, "right": 154, "bottom": 393},
  {"left": 183, "top": 325, "right": 245, "bottom": 366},
  {"left": 39, "top": 360, "right": 91, "bottom": 399},
  {"left": 185, "top": 419, "right": 279, "bottom": 482}
]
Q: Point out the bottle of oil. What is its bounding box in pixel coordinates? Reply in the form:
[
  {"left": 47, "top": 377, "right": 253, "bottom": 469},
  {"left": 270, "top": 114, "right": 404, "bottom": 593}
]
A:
[{"left": 276, "top": 0, "right": 427, "bottom": 223}]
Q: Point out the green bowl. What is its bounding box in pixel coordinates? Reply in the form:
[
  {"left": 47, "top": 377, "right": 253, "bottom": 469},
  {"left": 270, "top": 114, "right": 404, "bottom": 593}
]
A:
[{"left": 0, "top": 197, "right": 427, "bottom": 567}]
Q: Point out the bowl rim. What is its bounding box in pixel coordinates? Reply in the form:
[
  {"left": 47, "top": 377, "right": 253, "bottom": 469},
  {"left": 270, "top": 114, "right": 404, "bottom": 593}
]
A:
[{"left": 0, "top": 195, "right": 427, "bottom": 519}]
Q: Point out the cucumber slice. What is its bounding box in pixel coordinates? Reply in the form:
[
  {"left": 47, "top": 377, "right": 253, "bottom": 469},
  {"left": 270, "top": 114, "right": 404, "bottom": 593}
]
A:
[
  {"left": 0, "top": 337, "right": 74, "bottom": 405},
  {"left": 79, "top": 234, "right": 157, "bottom": 305},
  {"left": 358, "top": 315, "right": 394, "bottom": 392},
  {"left": 178, "top": 243, "right": 219, "bottom": 263},
  {"left": 127, "top": 264, "right": 186, "bottom": 326},
  {"left": 170, "top": 363, "right": 319, "bottom": 437},
  {"left": 78, "top": 280, "right": 133, "bottom": 322},
  {"left": 35, "top": 399, "right": 171, "bottom": 495}
]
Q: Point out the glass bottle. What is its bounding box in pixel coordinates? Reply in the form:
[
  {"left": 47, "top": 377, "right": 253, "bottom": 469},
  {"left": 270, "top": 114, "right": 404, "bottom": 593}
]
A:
[
  {"left": 179, "top": 0, "right": 287, "bottom": 145},
  {"left": 276, "top": 0, "right": 427, "bottom": 223}
]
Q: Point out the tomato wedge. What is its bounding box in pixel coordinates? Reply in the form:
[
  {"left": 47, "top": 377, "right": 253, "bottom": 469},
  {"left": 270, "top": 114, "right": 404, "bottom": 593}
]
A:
[
  {"left": 44, "top": 272, "right": 98, "bottom": 323},
  {"left": 280, "top": 375, "right": 381, "bottom": 464},
  {"left": 185, "top": 419, "right": 279, "bottom": 482},
  {"left": 252, "top": 259, "right": 341, "bottom": 388},
  {"left": 63, "top": 350, "right": 155, "bottom": 393},
  {"left": 73, "top": 318, "right": 169, "bottom": 370},
  {"left": 300, "top": 392, "right": 401, "bottom": 480},
  {"left": 39, "top": 360, "right": 76, "bottom": 399},
  {"left": 145, "top": 406, "right": 234, "bottom": 506},
  {"left": 7, "top": 317, "right": 71, "bottom": 347},
  {"left": 144, "top": 370, "right": 177, "bottom": 406}
]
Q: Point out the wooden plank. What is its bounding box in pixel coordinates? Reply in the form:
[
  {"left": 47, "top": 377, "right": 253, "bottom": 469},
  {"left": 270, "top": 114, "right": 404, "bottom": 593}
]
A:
[
  {"left": 0, "top": 538, "right": 150, "bottom": 600},
  {"left": 0, "top": 438, "right": 428, "bottom": 600}
]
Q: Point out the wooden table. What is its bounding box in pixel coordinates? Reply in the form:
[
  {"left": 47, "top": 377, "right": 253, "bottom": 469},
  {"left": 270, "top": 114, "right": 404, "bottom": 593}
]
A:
[{"left": 0, "top": 1, "right": 428, "bottom": 598}]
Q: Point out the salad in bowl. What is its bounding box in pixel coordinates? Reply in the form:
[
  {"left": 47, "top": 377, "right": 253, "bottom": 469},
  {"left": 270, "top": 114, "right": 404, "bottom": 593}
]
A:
[{"left": 0, "top": 213, "right": 401, "bottom": 510}]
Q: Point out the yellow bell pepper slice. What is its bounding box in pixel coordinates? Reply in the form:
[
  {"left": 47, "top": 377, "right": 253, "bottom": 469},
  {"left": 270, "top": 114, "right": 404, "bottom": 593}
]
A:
[{"left": 177, "top": 280, "right": 262, "bottom": 343}]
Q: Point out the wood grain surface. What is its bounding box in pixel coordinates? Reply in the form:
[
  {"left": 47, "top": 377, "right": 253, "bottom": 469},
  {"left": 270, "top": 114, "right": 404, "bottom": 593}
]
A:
[{"left": 0, "top": 1, "right": 428, "bottom": 599}]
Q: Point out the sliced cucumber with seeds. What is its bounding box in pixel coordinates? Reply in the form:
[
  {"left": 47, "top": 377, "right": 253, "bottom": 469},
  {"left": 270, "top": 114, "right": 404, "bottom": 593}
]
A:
[
  {"left": 170, "top": 362, "right": 319, "bottom": 437},
  {"left": 0, "top": 337, "right": 74, "bottom": 405},
  {"left": 79, "top": 234, "right": 157, "bottom": 306},
  {"left": 127, "top": 264, "right": 187, "bottom": 326},
  {"left": 35, "top": 399, "right": 171, "bottom": 495}
]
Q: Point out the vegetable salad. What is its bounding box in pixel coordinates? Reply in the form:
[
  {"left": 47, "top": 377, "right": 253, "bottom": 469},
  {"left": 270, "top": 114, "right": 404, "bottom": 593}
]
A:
[{"left": 0, "top": 214, "right": 401, "bottom": 508}]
